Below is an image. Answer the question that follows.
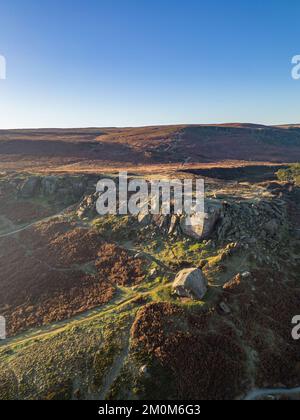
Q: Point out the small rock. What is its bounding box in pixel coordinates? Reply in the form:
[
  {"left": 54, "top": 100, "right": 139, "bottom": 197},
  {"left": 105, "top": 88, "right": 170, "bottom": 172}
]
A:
[
  {"left": 149, "top": 268, "right": 157, "bottom": 276},
  {"left": 168, "top": 215, "right": 179, "bottom": 235},
  {"left": 265, "top": 395, "right": 276, "bottom": 401},
  {"left": 139, "top": 365, "right": 148, "bottom": 375},
  {"left": 241, "top": 271, "right": 251, "bottom": 278},
  {"left": 219, "top": 302, "right": 231, "bottom": 314},
  {"left": 74, "top": 388, "right": 81, "bottom": 400}
]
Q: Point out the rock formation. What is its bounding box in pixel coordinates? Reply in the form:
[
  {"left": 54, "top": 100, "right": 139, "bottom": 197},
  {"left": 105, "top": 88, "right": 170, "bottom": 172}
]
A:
[{"left": 172, "top": 268, "right": 208, "bottom": 300}]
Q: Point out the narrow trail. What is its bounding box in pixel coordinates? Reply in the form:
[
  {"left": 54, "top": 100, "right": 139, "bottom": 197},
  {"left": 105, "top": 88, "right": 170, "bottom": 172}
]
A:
[
  {"left": 0, "top": 269, "right": 171, "bottom": 351},
  {"left": 98, "top": 341, "right": 130, "bottom": 400},
  {"left": 0, "top": 292, "right": 138, "bottom": 349},
  {"left": 126, "top": 247, "right": 176, "bottom": 274},
  {"left": 0, "top": 205, "right": 174, "bottom": 351},
  {"left": 0, "top": 204, "right": 76, "bottom": 239}
]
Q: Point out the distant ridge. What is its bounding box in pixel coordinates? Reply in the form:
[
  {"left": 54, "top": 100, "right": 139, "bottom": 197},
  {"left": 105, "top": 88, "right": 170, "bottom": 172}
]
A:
[{"left": 0, "top": 124, "right": 300, "bottom": 171}]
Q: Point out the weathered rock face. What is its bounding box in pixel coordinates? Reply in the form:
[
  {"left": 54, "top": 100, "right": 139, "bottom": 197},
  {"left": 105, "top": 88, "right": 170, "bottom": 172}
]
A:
[
  {"left": 180, "top": 200, "right": 223, "bottom": 240},
  {"left": 135, "top": 199, "right": 223, "bottom": 240},
  {"left": 41, "top": 176, "right": 59, "bottom": 196},
  {"left": 77, "top": 193, "right": 98, "bottom": 219},
  {"left": 18, "top": 175, "right": 89, "bottom": 203},
  {"left": 152, "top": 214, "right": 170, "bottom": 230},
  {"left": 19, "top": 176, "right": 41, "bottom": 198},
  {"left": 172, "top": 268, "right": 208, "bottom": 300},
  {"left": 137, "top": 212, "right": 181, "bottom": 235},
  {"left": 40, "top": 176, "right": 88, "bottom": 202},
  {"left": 168, "top": 214, "right": 179, "bottom": 234}
]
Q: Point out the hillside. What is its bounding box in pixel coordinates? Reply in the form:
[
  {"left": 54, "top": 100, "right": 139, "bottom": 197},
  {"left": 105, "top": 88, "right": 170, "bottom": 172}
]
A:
[
  {"left": 0, "top": 170, "right": 299, "bottom": 400},
  {"left": 1, "top": 124, "right": 300, "bottom": 172},
  {"left": 0, "top": 126, "right": 300, "bottom": 400}
]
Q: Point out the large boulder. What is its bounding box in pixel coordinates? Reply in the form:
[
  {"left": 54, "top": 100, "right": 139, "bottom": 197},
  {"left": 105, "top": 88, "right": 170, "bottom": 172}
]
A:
[
  {"left": 172, "top": 268, "right": 208, "bottom": 300},
  {"left": 180, "top": 200, "right": 222, "bottom": 240},
  {"left": 136, "top": 199, "right": 222, "bottom": 239}
]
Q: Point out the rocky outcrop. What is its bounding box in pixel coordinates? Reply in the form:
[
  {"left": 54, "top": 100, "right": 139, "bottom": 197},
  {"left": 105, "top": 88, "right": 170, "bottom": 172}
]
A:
[
  {"left": 172, "top": 268, "right": 208, "bottom": 300},
  {"left": 168, "top": 214, "right": 179, "bottom": 235},
  {"left": 217, "top": 199, "right": 287, "bottom": 245},
  {"left": 180, "top": 200, "right": 223, "bottom": 240},
  {"left": 19, "top": 176, "right": 41, "bottom": 198},
  {"left": 18, "top": 175, "right": 90, "bottom": 204},
  {"left": 135, "top": 199, "right": 223, "bottom": 240},
  {"left": 41, "top": 176, "right": 59, "bottom": 196},
  {"left": 77, "top": 193, "right": 98, "bottom": 219}
]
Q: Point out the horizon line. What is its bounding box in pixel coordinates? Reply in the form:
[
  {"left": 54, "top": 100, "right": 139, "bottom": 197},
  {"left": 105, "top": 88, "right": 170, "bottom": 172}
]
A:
[{"left": 0, "top": 121, "right": 300, "bottom": 131}]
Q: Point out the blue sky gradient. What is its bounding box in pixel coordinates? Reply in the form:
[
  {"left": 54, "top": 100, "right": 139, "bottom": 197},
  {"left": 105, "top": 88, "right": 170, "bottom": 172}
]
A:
[{"left": 0, "top": 0, "right": 299, "bottom": 128}]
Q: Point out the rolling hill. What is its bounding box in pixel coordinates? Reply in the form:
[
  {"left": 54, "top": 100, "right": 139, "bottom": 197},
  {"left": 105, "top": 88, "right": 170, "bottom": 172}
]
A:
[{"left": 0, "top": 124, "right": 300, "bottom": 172}]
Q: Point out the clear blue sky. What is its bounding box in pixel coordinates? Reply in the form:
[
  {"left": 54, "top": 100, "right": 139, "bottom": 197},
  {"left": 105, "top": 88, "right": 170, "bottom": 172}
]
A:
[{"left": 0, "top": 0, "right": 299, "bottom": 128}]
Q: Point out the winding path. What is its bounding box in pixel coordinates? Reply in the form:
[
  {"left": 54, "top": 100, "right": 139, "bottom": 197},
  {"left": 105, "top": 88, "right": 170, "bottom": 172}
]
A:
[
  {"left": 0, "top": 204, "right": 76, "bottom": 239},
  {"left": 0, "top": 292, "right": 137, "bottom": 349}
]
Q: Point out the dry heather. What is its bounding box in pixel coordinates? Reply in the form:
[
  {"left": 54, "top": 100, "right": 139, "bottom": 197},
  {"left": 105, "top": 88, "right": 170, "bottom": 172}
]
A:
[
  {"left": 225, "top": 269, "right": 300, "bottom": 387},
  {"left": 0, "top": 201, "right": 52, "bottom": 224},
  {"left": 130, "top": 267, "right": 300, "bottom": 399},
  {"left": 95, "top": 243, "right": 145, "bottom": 287},
  {"left": 131, "top": 302, "right": 247, "bottom": 400},
  {"left": 0, "top": 221, "right": 146, "bottom": 336},
  {"left": 0, "top": 168, "right": 299, "bottom": 400}
]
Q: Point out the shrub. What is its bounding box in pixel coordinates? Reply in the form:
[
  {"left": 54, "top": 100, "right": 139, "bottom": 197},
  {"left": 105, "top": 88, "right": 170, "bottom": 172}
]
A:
[{"left": 276, "top": 163, "right": 300, "bottom": 183}]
